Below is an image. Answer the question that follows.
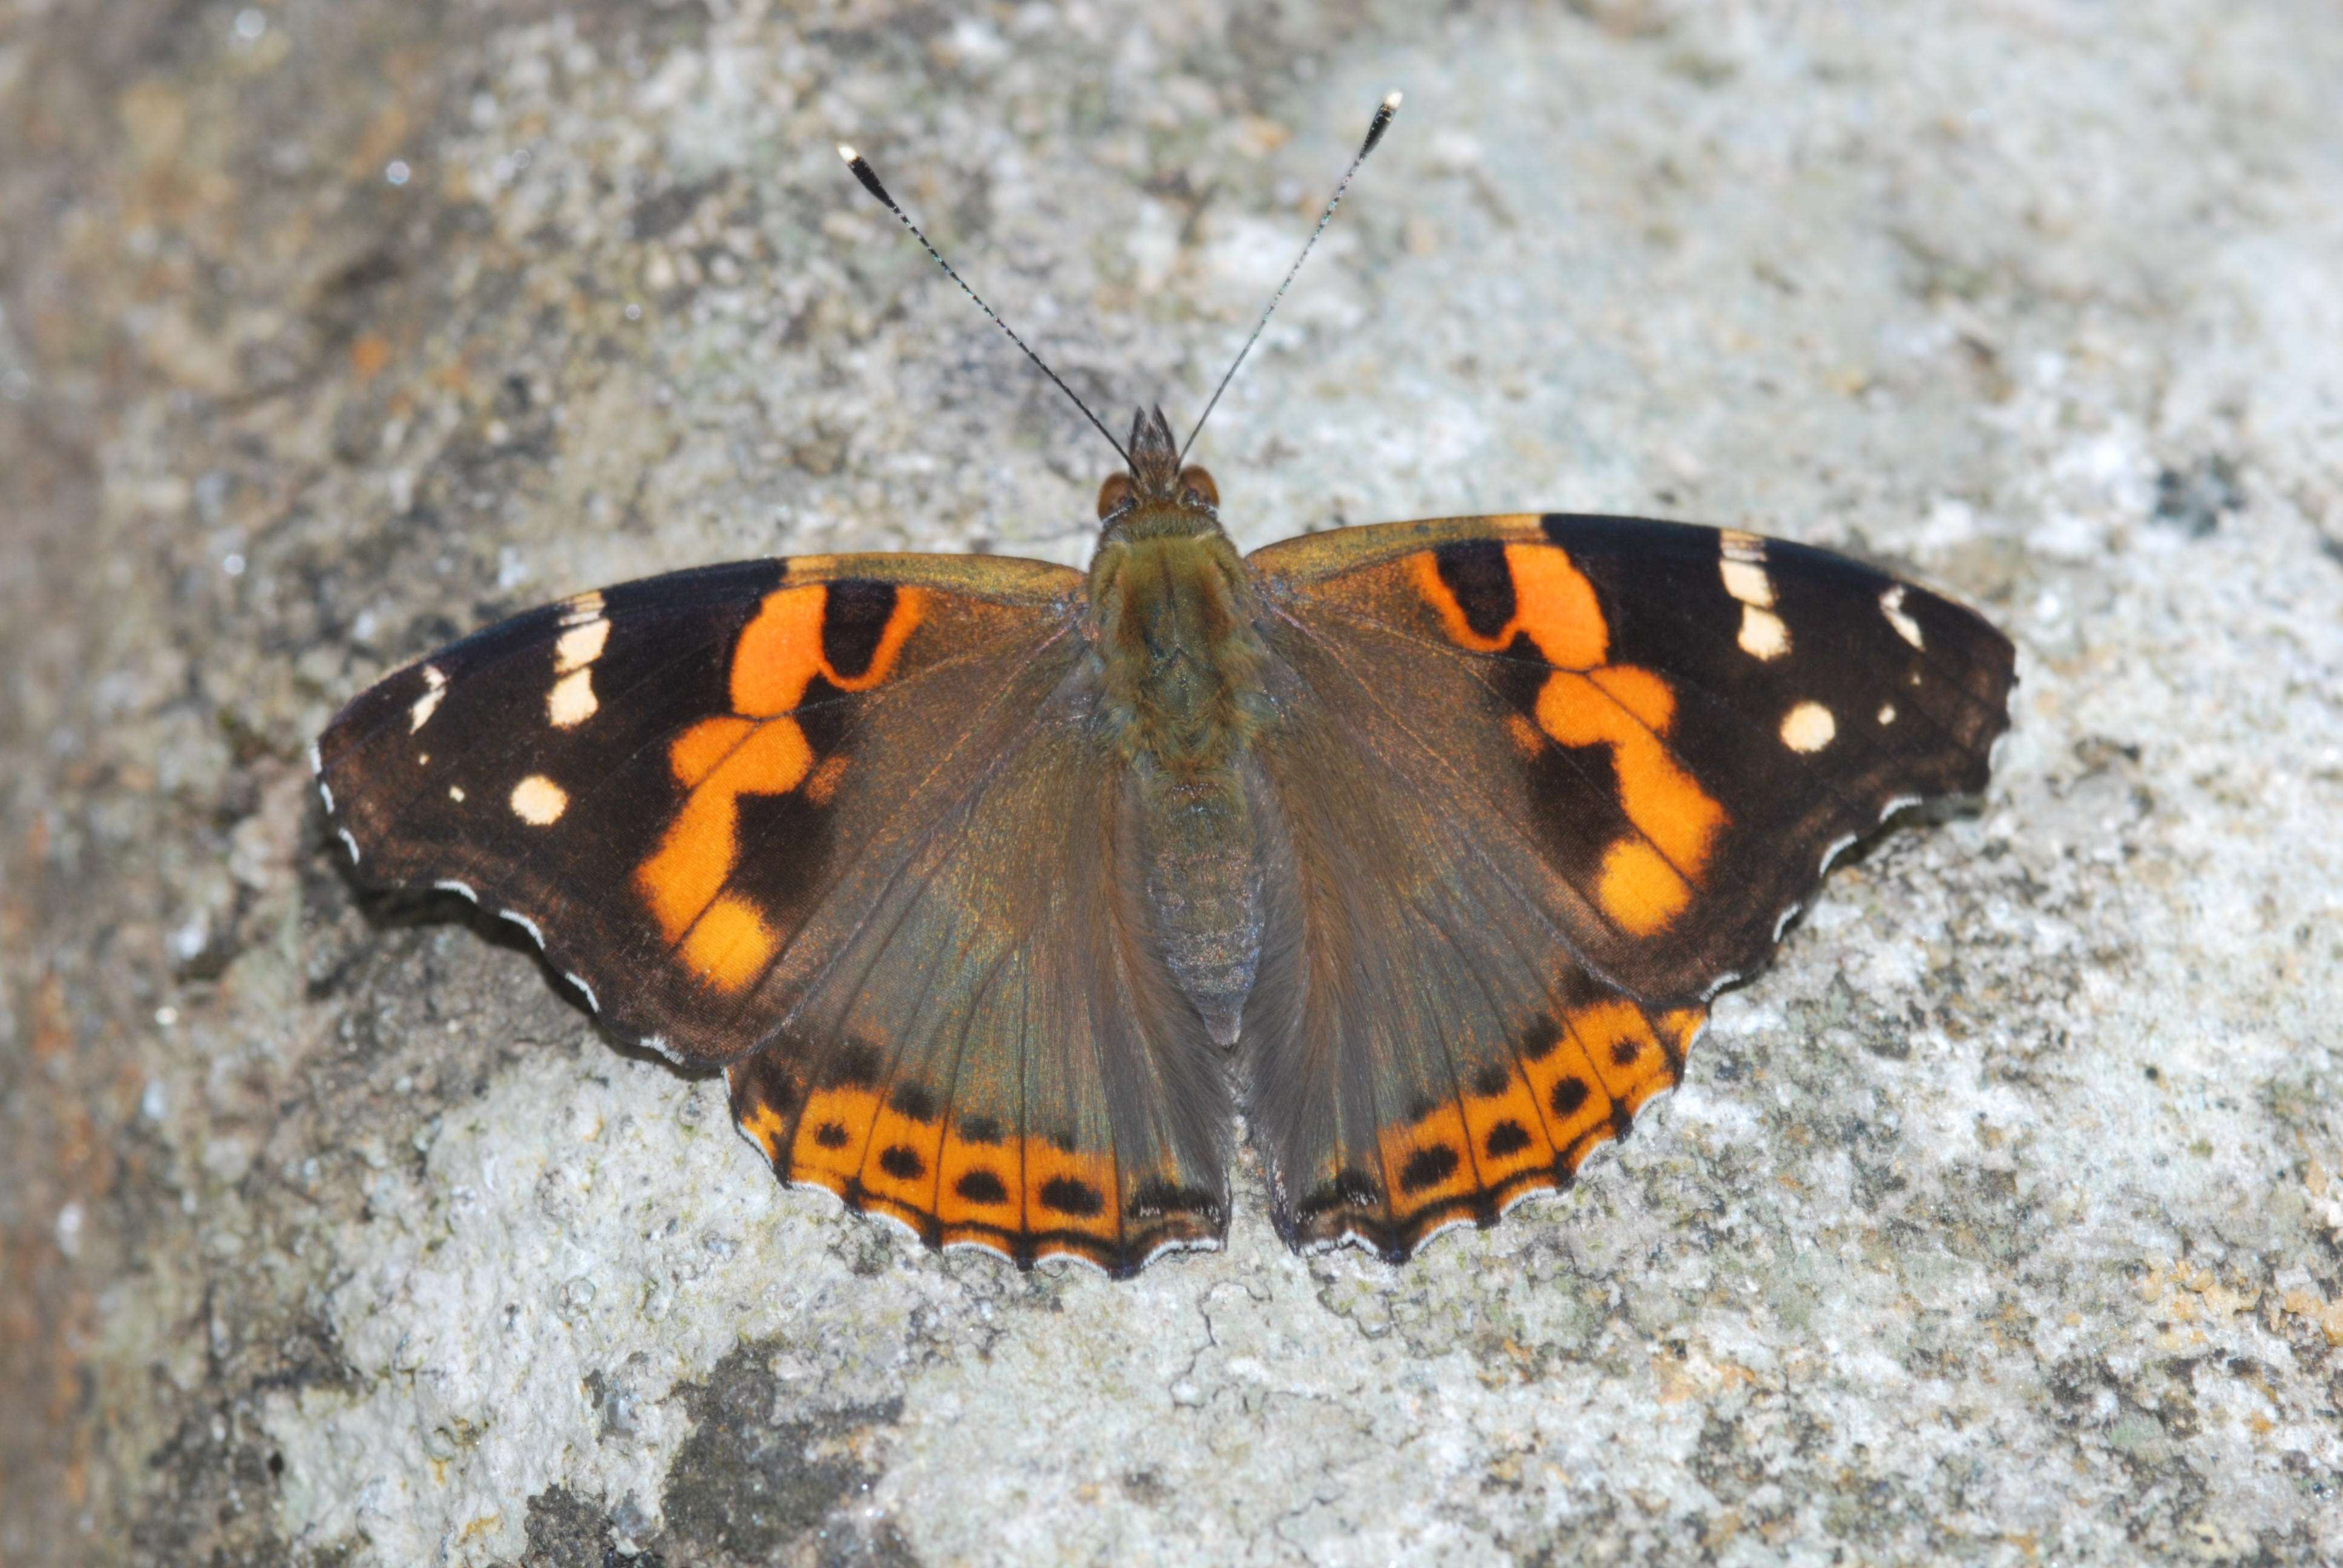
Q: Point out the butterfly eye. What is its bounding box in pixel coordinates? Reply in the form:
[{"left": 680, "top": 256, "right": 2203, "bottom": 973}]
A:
[
  {"left": 1178, "top": 466, "right": 1219, "bottom": 509},
  {"left": 1096, "top": 473, "right": 1133, "bottom": 520}
]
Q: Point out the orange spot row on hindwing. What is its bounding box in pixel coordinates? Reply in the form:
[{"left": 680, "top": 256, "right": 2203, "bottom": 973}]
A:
[
  {"left": 771, "top": 1077, "right": 1125, "bottom": 1255},
  {"left": 934, "top": 1122, "right": 1019, "bottom": 1241},
  {"left": 631, "top": 583, "right": 927, "bottom": 991},
  {"left": 1563, "top": 999, "right": 1679, "bottom": 1116},
  {"left": 787, "top": 1083, "right": 881, "bottom": 1192},
  {"left": 1375, "top": 1101, "right": 1480, "bottom": 1220},
  {"left": 1372, "top": 993, "right": 1699, "bottom": 1230},
  {"left": 1409, "top": 544, "right": 1728, "bottom": 938}
]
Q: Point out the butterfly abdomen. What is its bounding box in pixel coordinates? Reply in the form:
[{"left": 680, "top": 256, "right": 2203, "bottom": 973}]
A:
[{"left": 1084, "top": 528, "right": 1276, "bottom": 1047}]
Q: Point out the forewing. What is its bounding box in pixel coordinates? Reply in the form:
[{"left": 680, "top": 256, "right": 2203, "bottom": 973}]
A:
[
  {"left": 1251, "top": 512, "right": 2014, "bottom": 994},
  {"left": 1240, "top": 512, "right": 2014, "bottom": 1257},
  {"left": 317, "top": 553, "right": 1077, "bottom": 1060}
]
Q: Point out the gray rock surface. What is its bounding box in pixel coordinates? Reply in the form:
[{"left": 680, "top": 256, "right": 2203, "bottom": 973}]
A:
[{"left": 4, "top": 1, "right": 2341, "bottom": 1563}]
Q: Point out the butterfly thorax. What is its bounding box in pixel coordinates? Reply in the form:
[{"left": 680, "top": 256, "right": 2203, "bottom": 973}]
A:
[
  {"left": 1085, "top": 408, "right": 1272, "bottom": 1044},
  {"left": 1089, "top": 531, "right": 1266, "bottom": 770},
  {"left": 1086, "top": 408, "right": 1267, "bottom": 777}
]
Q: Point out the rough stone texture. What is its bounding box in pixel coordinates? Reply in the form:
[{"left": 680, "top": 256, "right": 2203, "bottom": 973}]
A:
[{"left": 4, "top": 1, "right": 2341, "bottom": 1563}]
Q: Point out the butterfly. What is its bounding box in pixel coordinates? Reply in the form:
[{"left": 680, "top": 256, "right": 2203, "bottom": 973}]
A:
[{"left": 313, "top": 98, "right": 2016, "bottom": 1276}]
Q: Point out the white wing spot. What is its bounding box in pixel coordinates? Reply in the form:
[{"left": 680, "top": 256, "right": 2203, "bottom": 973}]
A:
[
  {"left": 408, "top": 664, "right": 448, "bottom": 732},
  {"left": 564, "top": 972, "right": 599, "bottom": 1012},
  {"left": 1737, "top": 604, "right": 1790, "bottom": 661},
  {"left": 1780, "top": 701, "right": 1837, "bottom": 753},
  {"left": 1718, "top": 534, "right": 1784, "bottom": 657},
  {"left": 510, "top": 774, "right": 568, "bottom": 825},
  {"left": 316, "top": 777, "right": 335, "bottom": 813},
  {"left": 554, "top": 617, "right": 610, "bottom": 674},
  {"left": 548, "top": 667, "right": 598, "bottom": 728},
  {"left": 434, "top": 878, "right": 479, "bottom": 903},
  {"left": 307, "top": 740, "right": 324, "bottom": 776},
  {"left": 1876, "top": 702, "right": 1896, "bottom": 725},
  {"left": 337, "top": 827, "right": 362, "bottom": 863},
  {"left": 500, "top": 909, "right": 546, "bottom": 947},
  {"left": 448, "top": 784, "right": 467, "bottom": 802},
  {"left": 1880, "top": 585, "right": 1924, "bottom": 649},
  {"left": 1720, "top": 558, "right": 1775, "bottom": 609}
]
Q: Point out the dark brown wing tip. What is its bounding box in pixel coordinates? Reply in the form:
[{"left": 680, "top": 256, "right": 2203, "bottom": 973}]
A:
[{"left": 311, "top": 730, "right": 727, "bottom": 1073}]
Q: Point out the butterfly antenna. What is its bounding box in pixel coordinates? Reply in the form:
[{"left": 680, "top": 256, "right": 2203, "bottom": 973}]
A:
[
  {"left": 1178, "top": 90, "right": 1402, "bottom": 463},
  {"left": 837, "top": 144, "right": 1133, "bottom": 467}
]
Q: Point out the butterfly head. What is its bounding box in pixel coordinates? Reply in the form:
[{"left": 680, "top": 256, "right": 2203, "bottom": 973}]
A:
[{"left": 1096, "top": 405, "right": 1221, "bottom": 541}]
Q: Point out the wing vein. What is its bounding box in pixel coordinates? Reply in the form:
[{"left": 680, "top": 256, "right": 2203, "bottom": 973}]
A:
[
  {"left": 1263, "top": 599, "right": 1655, "bottom": 986},
  {"left": 658, "top": 626, "right": 1081, "bottom": 1036}
]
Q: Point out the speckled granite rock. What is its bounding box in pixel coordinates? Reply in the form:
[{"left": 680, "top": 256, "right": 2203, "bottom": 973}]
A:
[{"left": 4, "top": 2, "right": 2340, "bottom": 1563}]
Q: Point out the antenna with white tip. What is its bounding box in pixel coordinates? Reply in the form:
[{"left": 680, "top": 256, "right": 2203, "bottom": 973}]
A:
[
  {"left": 836, "top": 143, "right": 1132, "bottom": 466},
  {"left": 1178, "top": 90, "right": 1402, "bottom": 463}
]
